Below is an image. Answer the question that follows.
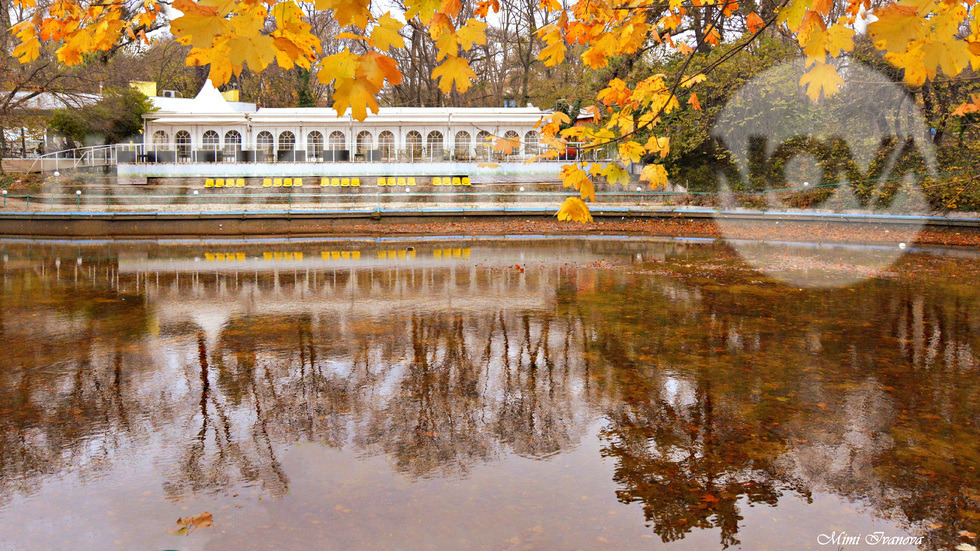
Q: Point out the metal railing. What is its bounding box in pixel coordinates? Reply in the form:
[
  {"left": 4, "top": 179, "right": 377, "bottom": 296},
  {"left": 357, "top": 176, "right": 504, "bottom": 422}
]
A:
[{"left": 26, "top": 143, "right": 143, "bottom": 172}]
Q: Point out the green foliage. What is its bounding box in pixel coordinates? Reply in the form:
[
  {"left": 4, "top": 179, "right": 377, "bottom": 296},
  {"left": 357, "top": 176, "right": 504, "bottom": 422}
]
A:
[{"left": 49, "top": 87, "right": 154, "bottom": 146}]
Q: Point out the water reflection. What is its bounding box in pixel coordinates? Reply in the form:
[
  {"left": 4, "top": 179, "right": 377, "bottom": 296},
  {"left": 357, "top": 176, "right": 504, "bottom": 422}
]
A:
[{"left": 0, "top": 237, "right": 978, "bottom": 549}]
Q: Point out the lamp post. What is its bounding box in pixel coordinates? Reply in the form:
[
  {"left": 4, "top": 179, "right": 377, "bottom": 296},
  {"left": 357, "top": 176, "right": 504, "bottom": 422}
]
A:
[
  {"left": 2, "top": 189, "right": 6, "bottom": 208},
  {"left": 76, "top": 189, "right": 81, "bottom": 209}
]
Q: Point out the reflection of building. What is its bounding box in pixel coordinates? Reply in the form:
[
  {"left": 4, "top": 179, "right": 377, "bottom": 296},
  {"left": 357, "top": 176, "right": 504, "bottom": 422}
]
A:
[{"left": 143, "top": 81, "right": 547, "bottom": 163}]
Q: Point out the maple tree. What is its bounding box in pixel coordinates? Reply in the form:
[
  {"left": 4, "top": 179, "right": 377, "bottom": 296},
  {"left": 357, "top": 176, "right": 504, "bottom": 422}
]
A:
[{"left": 8, "top": 0, "right": 980, "bottom": 220}]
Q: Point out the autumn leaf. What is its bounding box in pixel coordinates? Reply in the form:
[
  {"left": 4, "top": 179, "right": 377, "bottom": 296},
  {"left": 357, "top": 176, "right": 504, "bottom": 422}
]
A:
[
  {"left": 431, "top": 55, "right": 477, "bottom": 93},
  {"left": 746, "top": 12, "right": 765, "bottom": 33},
  {"left": 405, "top": 0, "right": 442, "bottom": 24},
  {"left": 315, "top": 0, "right": 370, "bottom": 28},
  {"left": 477, "top": 162, "right": 500, "bottom": 168},
  {"left": 867, "top": 4, "right": 921, "bottom": 50},
  {"left": 687, "top": 92, "right": 701, "bottom": 110},
  {"left": 333, "top": 78, "right": 380, "bottom": 121},
  {"left": 640, "top": 164, "right": 669, "bottom": 189},
  {"left": 357, "top": 52, "right": 402, "bottom": 88},
  {"left": 618, "top": 141, "right": 645, "bottom": 164},
  {"left": 169, "top": 512, "right": 214, "bottom": 536},
  {"left": 169, "top": 0, "right": 228, "bottom": 48},
  {"left": 799, "top": 59, "right": 844, "bottom": 100},
  {"left": 560, "top": 164, "right": 595, "bottom": 201},
  {"left": 492, "top": 136, "right": 520, "bottom": 155},
  {"left": 556, "top": 196, "right": 593, "bottom": 223},
  {"left": 371, "top": 13, "right": 405, "bottom": 50}
]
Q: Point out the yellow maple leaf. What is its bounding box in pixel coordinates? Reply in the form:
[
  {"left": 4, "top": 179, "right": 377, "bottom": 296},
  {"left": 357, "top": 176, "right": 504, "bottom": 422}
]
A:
[
  {"left": 618, "top": 141, "right": 645, "bottom": 164},
  {"left": 169, "top": 0, "right": 228, "bottom": 48},
  {"left": 405, "top": 0, "right": 442, "bottom": 24},
  {"left": 920, "top": 39, "right": 971, "bottom": 78},
  {"left": 333, "top": 78, "right": 380, "bottom": 121},
  {"left": 492, "top": 136, "right": 520, "bottom": 154},
  {"left": 57, "top": 41, "right": 84, "bottom": 65},
  {"left": 595, "top": 163, "right": 630, "bottom": 185},
  {"left": 560, "top": 164, "right": 595, "bottom": 201},
  {"left": 315, "top": 0, "right": 370, "bottom": 29},
  {"left": 431, "top": 55, "right": 477, "bottom": 93},
  {"left": 556, "top": 196, "right": 594, "bottom": 223},
  {"left": 640, "top": 164, "right": 669, "bottom": 189},
  {"left": 318, "top": 49, "right": 359, "bottom": 83},
  {"left": 799, "top": 59, "right": 844, "bottom": 100},
  {"left": 867, "top": 3, "right": 922, "bottom": 50},
  {"left": 582, "top": 34, "right": 617, "bottom": 69},
  {"left": 371, "top": 12, "right": 405, "bottom": 51},
  {"left": 644, "top": 135, "right": 670, "bottom": 158}
]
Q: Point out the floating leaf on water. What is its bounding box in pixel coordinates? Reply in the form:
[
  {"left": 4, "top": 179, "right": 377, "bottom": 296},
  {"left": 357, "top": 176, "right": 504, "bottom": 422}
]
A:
[{"left": 169, "top": 512, "right": 213, "bottom": 536}]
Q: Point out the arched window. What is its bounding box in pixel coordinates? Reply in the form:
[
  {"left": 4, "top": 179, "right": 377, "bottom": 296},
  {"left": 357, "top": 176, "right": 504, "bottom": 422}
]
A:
[
  {"left": 476, "top": 130, "right": 491, "bottom": 159},
  {"left": 356, "top": 130, "right": 373, "bottom": 154},
  {"left": 307, "top": 131, "right": 324, "bottom": 159},
  {"left": 223, "top": 130, "right": 242, "bottom": 156},
  {"left": 426, "top": 131, "right": 444, "bottom": 155},
  {"left": 152, "top": 130, "right": 169, "bottom": 149},
  {"left": 405, "top": 130, "right": 423, "bottom": 158},
  {"left": 454, "top": 131, "right": 471, "bottom": 159},
  {"left": 328, "top": 131, "right": 346, "bottom": 151},
  {"left": 503, "top": 130, "right": 520, "bottom": 156},
  {"left": 378, "top": 130, "right": 395, "bottom": 160},
  {"left": 202, "top": 130, "right": 220, "bottom": 151},
  {"left": 278, "top": 131, "right": 296, "bottom": 152},
  {"left": 175, "top": 130, "right": 191, "bottom": 157},
  {"left": 524, "top": 131, "right": 538, "bottom": 155},
  {"left": 256, "top": 131, "right": 274, "bottom": 156}
]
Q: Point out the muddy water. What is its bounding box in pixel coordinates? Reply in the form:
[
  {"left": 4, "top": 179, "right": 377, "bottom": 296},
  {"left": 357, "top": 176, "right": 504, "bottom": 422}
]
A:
[{"left": 0, "top": 236, "right": 977, "bottom": 550}]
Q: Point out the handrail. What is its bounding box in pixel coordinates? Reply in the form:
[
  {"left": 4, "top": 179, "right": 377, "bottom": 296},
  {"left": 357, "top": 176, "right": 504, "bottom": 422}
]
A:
[{"left": 26, "top": 143, "right": 143, "bottom": 173}]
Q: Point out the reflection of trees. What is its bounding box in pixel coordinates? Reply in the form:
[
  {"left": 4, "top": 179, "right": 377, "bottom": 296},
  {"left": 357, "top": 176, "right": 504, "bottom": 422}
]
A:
[
  {"left": 1, "top": 243, "right": 979, "bottom": 549},
  {"left": 566, "top": 255, "right": 980, "bottom": 547}
]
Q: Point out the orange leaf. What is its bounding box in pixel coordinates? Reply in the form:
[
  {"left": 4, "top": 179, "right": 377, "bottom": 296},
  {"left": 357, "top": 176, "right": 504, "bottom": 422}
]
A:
[{"left": 687, "top": 91, "right": 701, "bottom": 110}]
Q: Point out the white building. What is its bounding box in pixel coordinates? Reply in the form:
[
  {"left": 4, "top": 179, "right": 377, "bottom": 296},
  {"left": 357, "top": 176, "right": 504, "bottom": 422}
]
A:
[{"left": 143, "top": 81, "right": 548, "bottom": 163}]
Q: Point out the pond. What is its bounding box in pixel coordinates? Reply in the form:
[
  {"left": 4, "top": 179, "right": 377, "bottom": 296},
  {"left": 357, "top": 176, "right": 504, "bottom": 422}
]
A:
[{"left": 0, "top": 235, "right": 978, "bottom": 550}]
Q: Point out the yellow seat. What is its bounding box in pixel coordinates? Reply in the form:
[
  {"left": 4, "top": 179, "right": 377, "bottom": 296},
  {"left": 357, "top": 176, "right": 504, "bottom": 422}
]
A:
[
  {"left": 386, "top": 177, "right": 396, "bottom": 185},
  {"left": 215, "top": 178, "right": 226, "bottom": 188},
  {"left": 294, "top": 178, "right": 303, "bottom": 187},
  {"left": 321, "top": 177, "right": 329, "bottom": 187},
  {"left": 352, "top": 178, "right": 360, "bottom": 187},
  {"left": 352, "top": 251, "right": 361, "bottom": 259},
  {"left": 263, "top": 252, "right": 273, "bottom": 260},
  {"left": 205, "top": 253, "right": 215, "bottom": 261},
  {"left": 236, "top": 253, "right": 246, "bottom": 260},
  {"left": 407, "top": 177, "right": 416, "bottom": 185},
  {"left": 341, "top": 178, "right": 350, "bottom": 187},
  {"left": 433, "top": 177, "right": 442, "bottom": 186},
  {"left": 341, "top": 251, "right": 350, "bottom": 259},
  {"left": 397, "top": 177, "right": 406, "bottom": 186},
  {"left": 236, "top": 178, "right": 245, "bottom": 187},
  {"left": 294, "top": 252, "right": 303, "bottom": 260},
  {"left": 205, "top": 178, "right": 215, "bottom": 188},
  {"left": 462, "top": 177, "right": 471, "bottom": 186},
  {"left": 283, "top": 178, "right": 293, "bottom": 187},
  {"left": 376, "top": 177, "right": 386, "bottom": 186},
  {"left": 263, "top": 178, "right": 272, "bottom": 187},
  {"left": 273, "top": 178, "right": 283, "bottom": 187},
  {"left": 452, "top": 177, "right": 461, "bottom": 186},
  {"left": 331, "top": 178, "right": 340, "bottom": 187}
]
